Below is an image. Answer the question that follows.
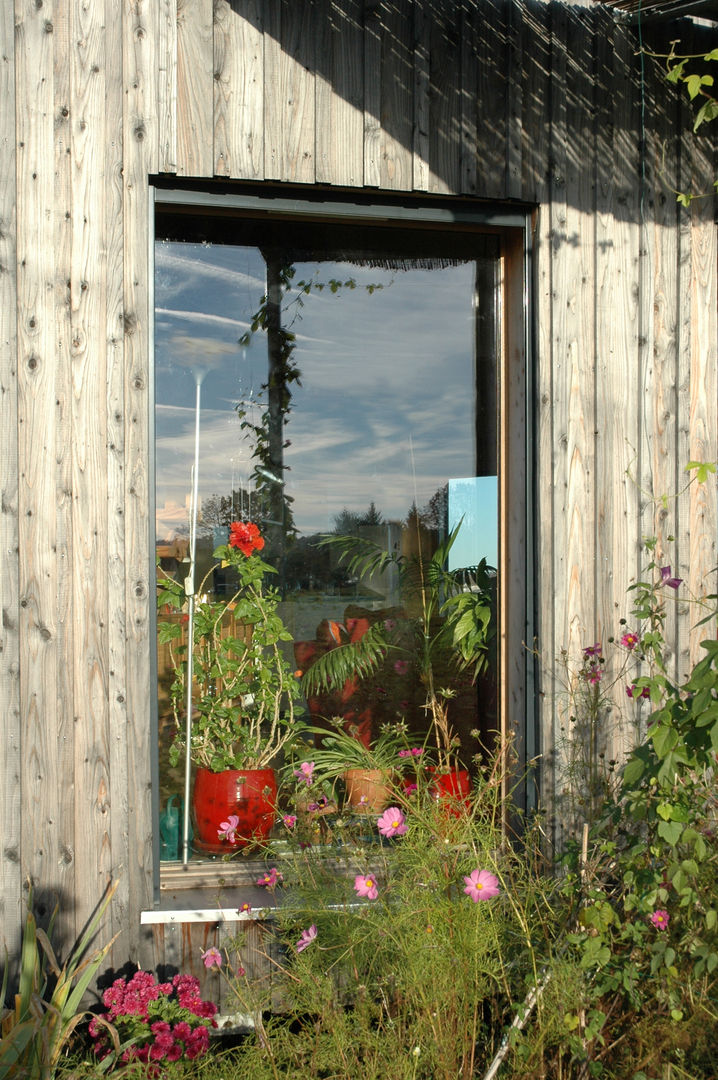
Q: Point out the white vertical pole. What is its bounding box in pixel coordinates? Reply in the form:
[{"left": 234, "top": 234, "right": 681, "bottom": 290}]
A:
[{"left": 182, "top": 378, "right": 202, "bottom": 864}]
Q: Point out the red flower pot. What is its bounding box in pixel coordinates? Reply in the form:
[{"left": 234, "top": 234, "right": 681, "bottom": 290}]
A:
[
  {"left": 428, "top": 768, "right": 471, "bottom": 815},
  {"left": 192, "top": 767, "right": 277, "bottom": 853}
]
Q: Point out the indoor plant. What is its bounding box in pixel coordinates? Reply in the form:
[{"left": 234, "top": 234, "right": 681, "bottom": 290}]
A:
[{"left": 157, "top": 521, "right": 305, "bottom": 851}]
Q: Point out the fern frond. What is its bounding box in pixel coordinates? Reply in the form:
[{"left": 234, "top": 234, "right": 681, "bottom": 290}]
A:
[{"left": 318, "top": 533, "right": 402, "bottom": 580}]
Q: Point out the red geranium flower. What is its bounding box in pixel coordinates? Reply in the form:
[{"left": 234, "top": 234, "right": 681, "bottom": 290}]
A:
[{"left": 228, "top": 521, "right": 265, "bottom": 557}]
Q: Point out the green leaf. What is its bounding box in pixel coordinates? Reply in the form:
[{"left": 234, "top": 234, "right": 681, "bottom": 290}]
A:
[
  {"left": 694, "top": 97, "right": 718, "bottom": 131},
  {"left": 685, "top": 460, "right": 717, "bottom": 483},
  {"left": 657, "top": 820, "right": 683, "bottom": 846}
]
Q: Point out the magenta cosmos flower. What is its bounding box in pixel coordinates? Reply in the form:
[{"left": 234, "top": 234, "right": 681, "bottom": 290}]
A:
[
  {"left": 377, "top": 806, "right": 408, "bottom": 838},
  {"left": 256, "top": 867, "right": 283, "bottom": 888},
  {"left": 463, "top": 869, "right": 500, "bottom": 902},
  {"left": 217, "top": 814, "right": 239, "bottom": 843},
  {"left": 621, "top": 631, "right": 639, "bottom": 650},
  {"left": 651, "top": 909, "right": 669, "bottom": 930},
  {"left": 294, "top": 761, "right": 315, "bottom": 785},
  {"left": 200, "top": 947, "right": 222, "bottom": 969},
  {"left": 354, "top": 874, "right": 379, "bottom": 900},
  {"left": 296, "top": 925, "right": 317, "bottom": 953}
]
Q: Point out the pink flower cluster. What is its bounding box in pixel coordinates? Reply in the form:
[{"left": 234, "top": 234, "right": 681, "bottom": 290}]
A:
[
  {"left": 398, "top": 747, "right": 423, "bottom": 758},
  {"left": 581, "top": 642, "right": 604, "bottom": 685},
  {"left": 89, "top": 970, "right": 217, "bottom": 1066}
]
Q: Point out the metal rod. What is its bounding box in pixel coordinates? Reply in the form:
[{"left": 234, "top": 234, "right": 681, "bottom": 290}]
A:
[{"left": 182, "top": 378, "right": 202, "bottom": 864}]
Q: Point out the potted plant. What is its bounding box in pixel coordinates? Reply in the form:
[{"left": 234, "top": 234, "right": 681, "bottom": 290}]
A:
[
  {"left": 157, "top": 521, "right": 305, "bottom": 852},
  {"left": 297, "top": 720, "right": 420, "bottom": 813},
  {"left": 300, "top": 523, "right": 496, "bottom": 801}
]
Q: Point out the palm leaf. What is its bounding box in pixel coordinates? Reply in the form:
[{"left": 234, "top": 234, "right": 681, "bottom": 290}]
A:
[{"left": 300, "top": 623, "right": 389, "bottom": 695}]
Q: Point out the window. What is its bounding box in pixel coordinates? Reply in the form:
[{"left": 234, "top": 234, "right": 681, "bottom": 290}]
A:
[{"left": 152, "top": 188, "right": 531, "bottom": 876}]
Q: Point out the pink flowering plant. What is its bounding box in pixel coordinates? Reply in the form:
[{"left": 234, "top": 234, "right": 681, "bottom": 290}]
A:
[{"left": 89, "top": 970, "right": 217, "bottom": 1067}]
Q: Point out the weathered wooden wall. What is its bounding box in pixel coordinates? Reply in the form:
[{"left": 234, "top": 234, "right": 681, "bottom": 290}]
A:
[{"left": 1, "top": 0, "right": 716, "bottom": 970}]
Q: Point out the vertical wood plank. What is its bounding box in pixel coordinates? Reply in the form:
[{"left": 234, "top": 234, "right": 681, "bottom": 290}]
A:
[
  {"left": 52, "top": 0, "right": 77, "bottom": 941},
  {"left": 475, "top": 0, "right": 507, "bottom": 200},
  {"left": 176, "top": 0, "right": 214, "bottom": 177},
  {"left": 122, "top": 0, "right": 157, "bottom": 966},
  {"left": 264, "top": 0, "right": 316, "bottom": 183},
  {"left": 687, "top": 147, "right": 718, "bottom": 660},
  {"left": 214, "top": 0, "right": 264, "bottom": 179},
  {"left": 105, "top": 0, "right": 131, "bottom": 959},
  {"left": 426, "top": 1, "right": 461, "bottom": 194},
  {"left": 315, "top": 0, "right": 364, "bottom": 187},
  {"left": 15, "top": 0, "right": 62, "bottom": 902},
  {"left": 157, "top": 0, "right": 178, "bottom": 173},
  {"left": 0, "top": 0, "right": 22, "bottom": 943},
  {"left": 377, "top": 0, "right": 413, "bottom": 190},
  {"left": 505, "top": 0, "right": 523, "bottom": 199},
  {"left": 521, "top": 0, "right": 551, "bottom": 204},
  {"left": 363, "top": 0, "right": 382, "bottom": 187},
  {"left": 596, "top": 14, "right": 643, "bottom": 758},
  {"left": 70, "top": 0, "right": 114, "bottom": 919},
  {"left": 412, "top": 1, "right": 429, "bottom": 191},
  {"left": 458, "top": 0, "right": 478, "bottom": 195}
]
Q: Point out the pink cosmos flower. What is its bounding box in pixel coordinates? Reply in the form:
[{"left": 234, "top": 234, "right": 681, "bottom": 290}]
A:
[
  {"left": 294, "top": 761, "right": 315, "bottom": 785},
  {"left": 393, "top": 659, "right": 409, "bottom": 675},
  {"left": 296, "top": 924, "right": 318, "bottom": 953},
  {"left": 354, "top": 874, "right": 379, "bottom": 900},
  {"left": 585, "top": 670, "right": 602, "bottom": 685},
  {"left": 238, "top": 902, "right": 252, "bottom": 915},
  {"left": 377, "top": 806, "right": 408, "bottom": 838},
  {"left": 283, "top": 814, "right": 297, "bottom": 828},
  {"left": 217, "top": 814, "right": 240, "bottom": 843},
  {"left": 651, "top": 908, "right": 669, "bottom": 930},
  {"left": 659, "top": 566, "right": 682, "bottom": 590},
  {"left": 398, "top": 747, "right": 423, "bottom": 758},
  {"left": 200, "top": 947, "right": 222, "bottom": 969},
  {"left": 621, "top": 632, "right": 639, "bottom": 650},
  {"left": 256, "top": 867, "right": 283, "bottom": 889},
  {"left": 583, "top": 642, "right": 602, "bottom": 657},
  {"left": 463, "top": 868, "right": 501, "bottom": 902}
]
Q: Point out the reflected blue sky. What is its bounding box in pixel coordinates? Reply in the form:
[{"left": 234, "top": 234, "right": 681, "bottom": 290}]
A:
[{"left": 155, "top": 241, "right": 492, "bottom": 554}]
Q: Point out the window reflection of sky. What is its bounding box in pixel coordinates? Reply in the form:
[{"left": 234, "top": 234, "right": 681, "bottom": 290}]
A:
[{"left": 155, "top": 242, "right": 477, "bottom": 539}]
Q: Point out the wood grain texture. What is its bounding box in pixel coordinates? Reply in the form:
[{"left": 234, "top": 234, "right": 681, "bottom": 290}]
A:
[
  {"left": 176, "top": 0, "right": 214, "bottom": 177},
  {"left": 264, "top": 0, "right": 316, "bottom": 183},
  {"left": 214, "top": 0, "right": 265, "bottom": 179},
  {"left": 315, "top": 0, "right": 364, "bottom": 186},
  {"left": 363, "top": 1, "right": 382, "bottom": 187},
  {"left": 15, "top": 0, "right": 63, "bottom": 905},
  {"left": 158, "top": 0, "right": 178, "bottom": 173},
  {"left": 0, "top": 0, "right": 21, "bottom": 945},
  {"left": 105, "top": 0, "right": 131, "bottom": 967},
  {"left": 69, "top": 0, "right": 113, "bottom": 921},
  {"left": 122, "top": 0, "right": 157, "bottom": 967}
]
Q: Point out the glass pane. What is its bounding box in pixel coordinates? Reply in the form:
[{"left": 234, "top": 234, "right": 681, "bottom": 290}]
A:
[{"left": 155, "top": 215, "right": 500, "bottom": 847}]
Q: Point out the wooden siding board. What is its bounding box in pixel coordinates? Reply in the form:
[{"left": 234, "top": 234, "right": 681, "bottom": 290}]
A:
[
  {"left": 363, "top": 1, "right": 382, "bottom": 187},
  {"left": 214, "top": 0, "right": 265, "bottom": 180},
  {"left": 53, "top": 0, "right": 77, "bottom": 943},
  {"left": 377, "top": 0, "right": 413, "bottom": 191},
  {"left": 505, "top": 0, "right": 523, "bottom": 200},
  {"left": 105, "top": 0, "right": 131, "bottom": 958},
  {"left": 475, "top": 0, "right": 507, "bottom": 201},
  {"left": 458, "top": 0, "right": 478, "bottom": 194},
  {"left": 412, "top": 1, "right": 430, "bottom": 191},
  {"left": 688, "top": 146, "right": 718, "bottom": 660},
  {"left": 0, "top": 0, "right": 21, "bottom": 941},
  {"left": 70, "top": 0, "right": 113, "bottom": 914},
  {"left": 521, "top": 0, "right": 551, "bottom": 203},
  {"left": 176, "top": 0, "right": 214, "bottom": 177},
  {"left": 595, "top": 15, "right": 643, "bottom": 758},
  {"left": 122, "top": 0, "right": 156, "bottom": 966},
  {"left": 427, "top": 2, "right": 461, "bottom": 195},
  {"left": 315, "top": 0, "right": 364, "bottom": 187},
  {"left": 264, "top": 0, "right": 316, "bottom": 183},
  {"left": 158, "top": 0, "right": 178, "bottom": 174},
  {"left": 15, "top": 0, "right": 64, "bottom": 900}
]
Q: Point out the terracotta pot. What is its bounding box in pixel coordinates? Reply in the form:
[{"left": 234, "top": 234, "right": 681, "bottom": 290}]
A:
[
  {"left": 343, "top": 768, "right": 393, "bottom": 813},
  {"left": 192, "top": 767, "right": 277, "bottom": 853},
  {"left": 429, "top": 768, "right": 471, "bottom": 815}
]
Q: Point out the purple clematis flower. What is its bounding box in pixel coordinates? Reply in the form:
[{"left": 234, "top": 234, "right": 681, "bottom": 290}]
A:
[{"left": 659, "top": 566, "right": 682, "bottom": 590}]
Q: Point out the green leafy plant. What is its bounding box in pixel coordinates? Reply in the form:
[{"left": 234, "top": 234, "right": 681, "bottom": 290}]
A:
[
  {"left": 157, "top": 521, "right": 305, "bottom": 771},
  {"left": 0, "top": 881, "right": 119, "bottom": 1080},
  {"left": 301, "top": 524, "right": 496, "bottom": 770}
]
